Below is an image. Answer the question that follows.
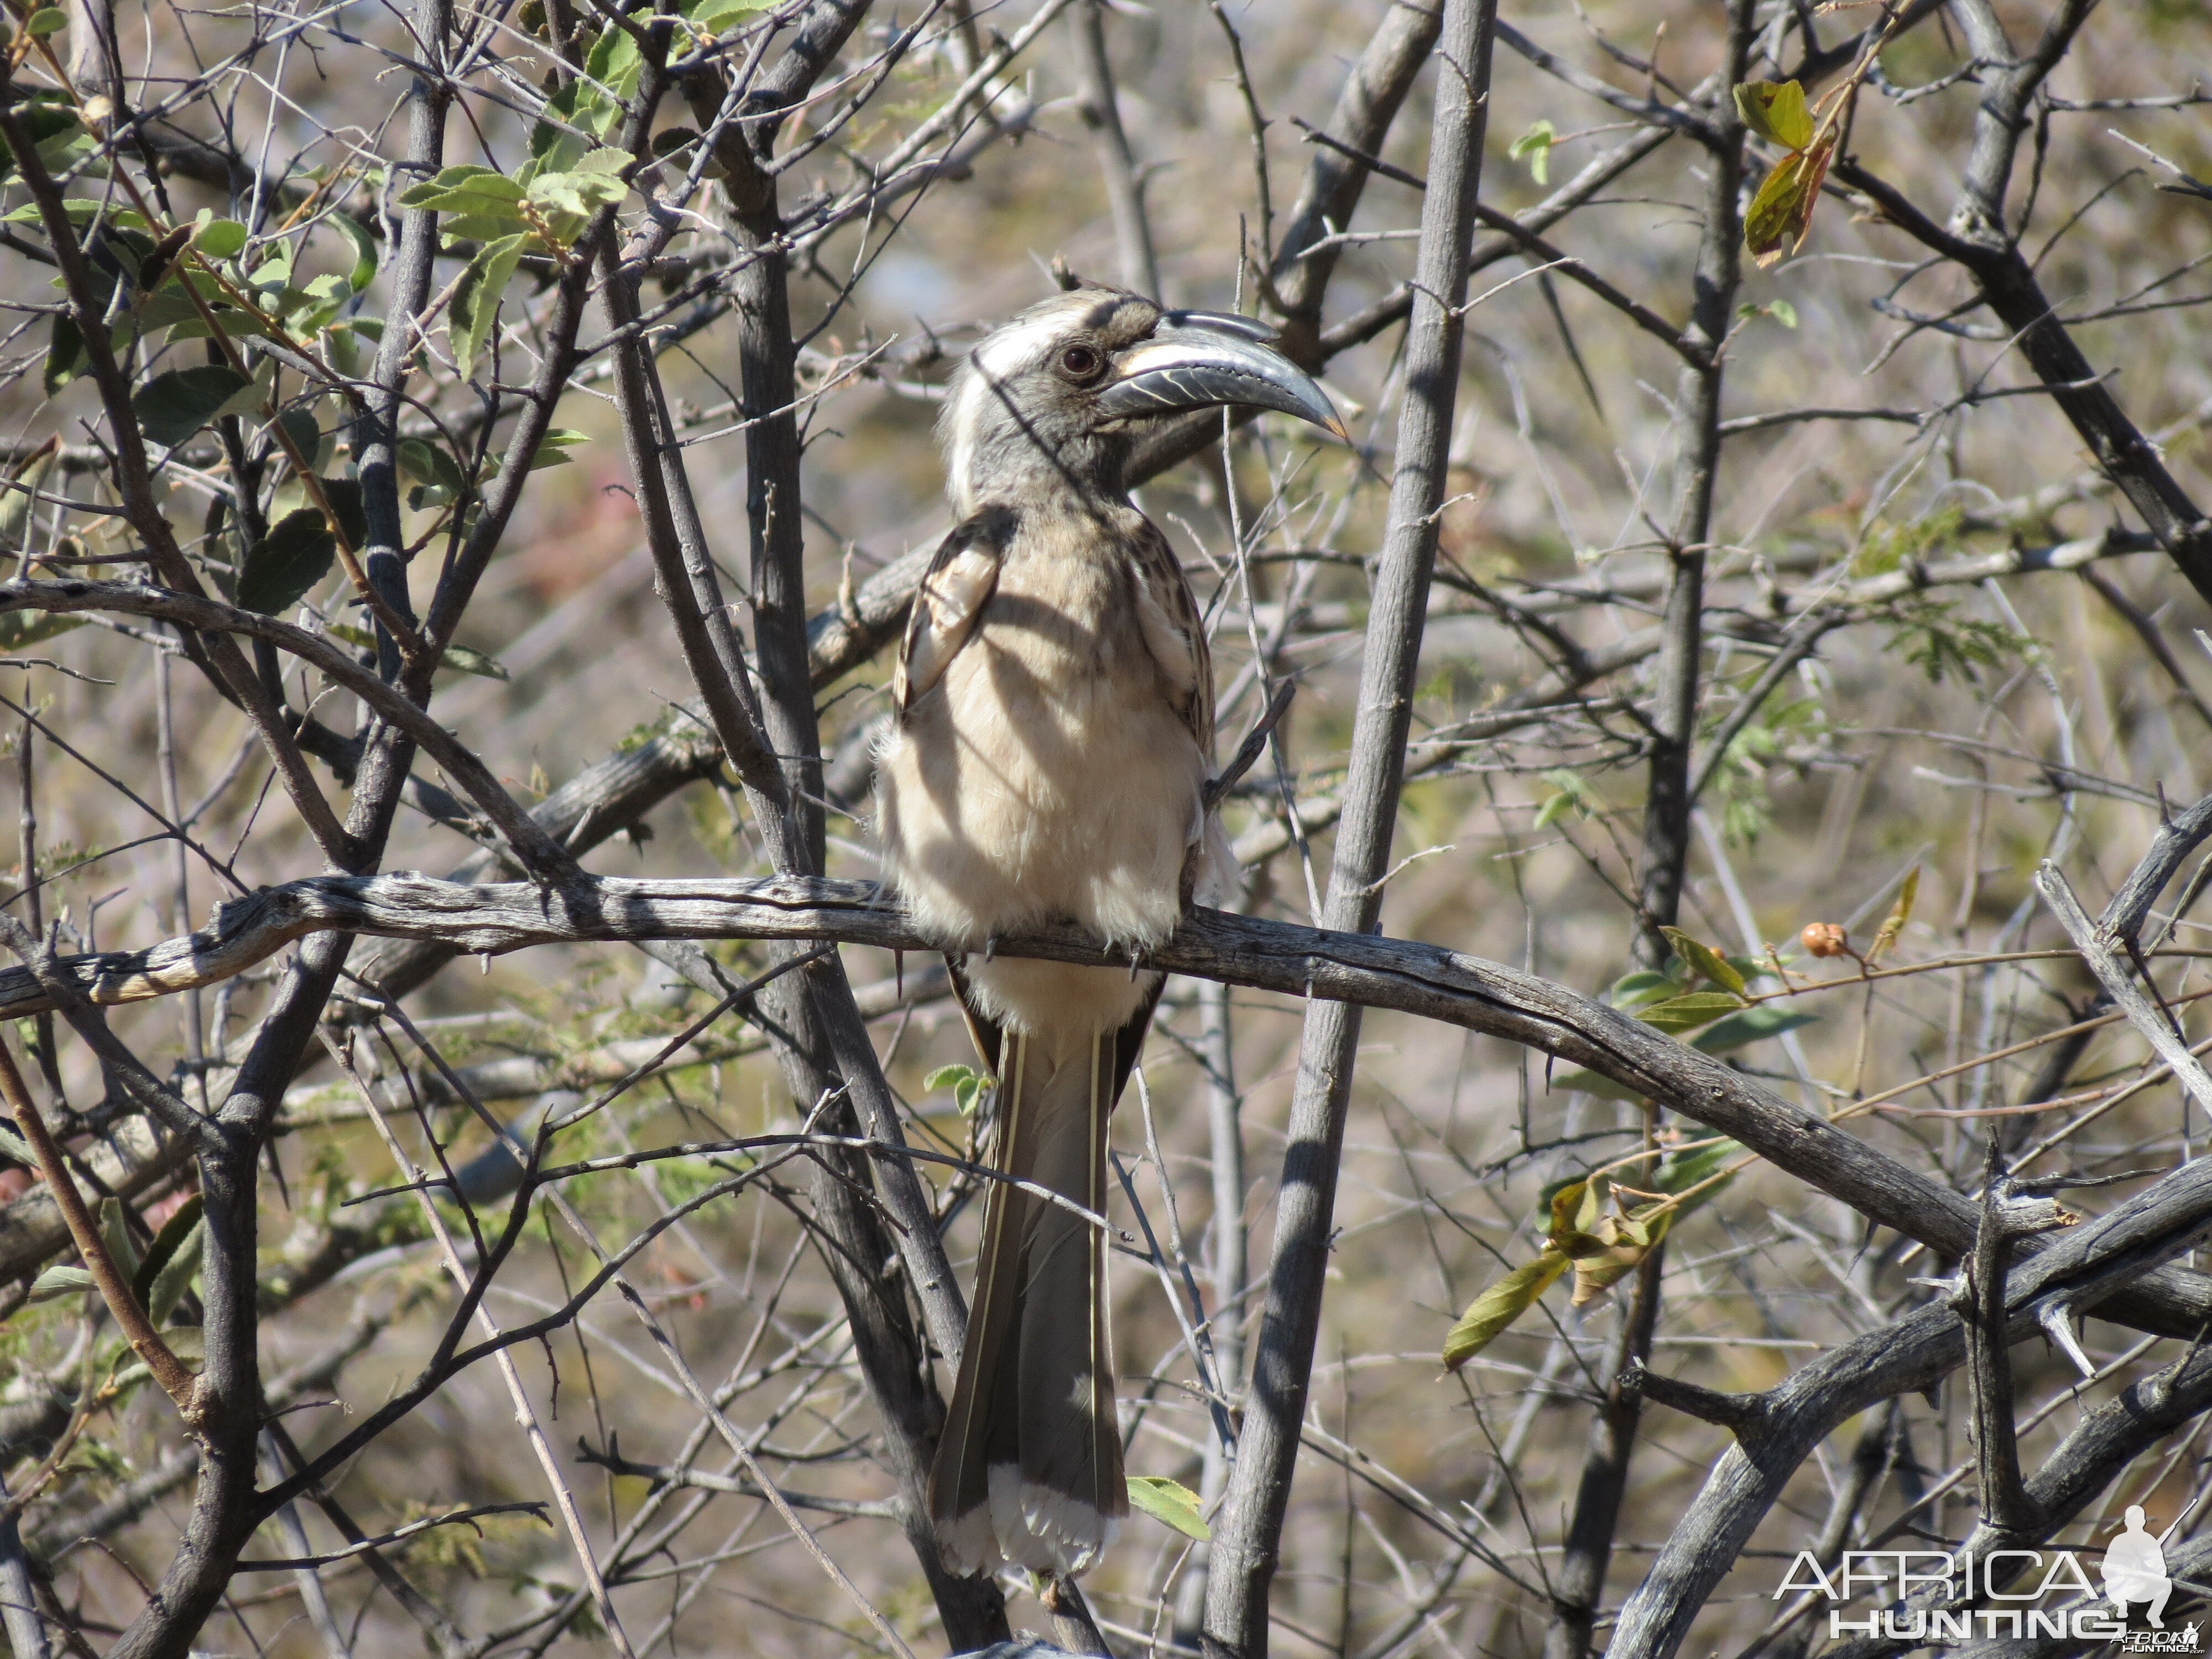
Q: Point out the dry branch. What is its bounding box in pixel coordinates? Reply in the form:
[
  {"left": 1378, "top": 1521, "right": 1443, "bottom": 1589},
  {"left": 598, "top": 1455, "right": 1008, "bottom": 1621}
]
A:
[
  {"left": 9, "top": 866, "right": 2212, "bottom": 1341},
  {"left": 1610, "top": 1151, "right": 2212, "bottom": 1659}
]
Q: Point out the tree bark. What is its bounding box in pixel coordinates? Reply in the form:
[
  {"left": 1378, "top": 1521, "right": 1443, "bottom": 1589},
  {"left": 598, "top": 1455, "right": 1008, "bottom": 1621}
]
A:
[{"left": 1199, "top": 2, "right": 1496, "bottom": 1650}]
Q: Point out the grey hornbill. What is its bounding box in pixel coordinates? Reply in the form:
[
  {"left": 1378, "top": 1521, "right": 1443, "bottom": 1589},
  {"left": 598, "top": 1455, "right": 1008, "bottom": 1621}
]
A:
[{"left": 874, "top": 285, "right": 1344, "bottom": 1576}]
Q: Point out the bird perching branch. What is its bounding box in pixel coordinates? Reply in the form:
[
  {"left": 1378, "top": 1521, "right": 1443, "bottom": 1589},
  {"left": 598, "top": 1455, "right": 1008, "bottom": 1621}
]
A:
[{"left": 1202, "top": 2, "right": 1496, "bottom": 1651}]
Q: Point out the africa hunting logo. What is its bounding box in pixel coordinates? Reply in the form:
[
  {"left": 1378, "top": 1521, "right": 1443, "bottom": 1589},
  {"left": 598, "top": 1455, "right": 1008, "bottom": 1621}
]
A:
[{"left": 1776, "top": 1506, "right": 2200, "bottom": 1651}]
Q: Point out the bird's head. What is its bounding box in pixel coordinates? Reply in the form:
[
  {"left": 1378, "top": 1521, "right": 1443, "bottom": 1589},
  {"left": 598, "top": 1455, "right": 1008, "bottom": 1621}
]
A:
[{"left": 940, "top": 287, "right": 1346, "bottom": 517}]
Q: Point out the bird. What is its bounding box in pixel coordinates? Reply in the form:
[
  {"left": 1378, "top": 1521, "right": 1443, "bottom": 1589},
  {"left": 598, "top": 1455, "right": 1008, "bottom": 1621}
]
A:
[{"left": 873, "top": 284, "right": 1344, "bottom": 1578}]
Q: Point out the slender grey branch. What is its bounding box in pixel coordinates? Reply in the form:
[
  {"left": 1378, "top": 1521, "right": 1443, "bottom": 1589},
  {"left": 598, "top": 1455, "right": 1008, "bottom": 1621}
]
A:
[
  {"left": 1204, "top": 4, "right": 1497, "bottom": 1650},
  {"left": 575, "top": 1449, "right": 900, "bottom": 1519},
  {"left": 2098, "top": 790, "right": 2212, "bottom": 944},
  {"left": 0, "top": 580, "right": 570, "bottom": 875},
  {"left": 2037, "top": 859, "right": 2212, "bottom": 1115},
  {"left": 1070, "top": 0, "right": 1159, "bottom": 299},
  {"left": 1616, "top": 1365, "right": 1766, "bottom": 1438}
]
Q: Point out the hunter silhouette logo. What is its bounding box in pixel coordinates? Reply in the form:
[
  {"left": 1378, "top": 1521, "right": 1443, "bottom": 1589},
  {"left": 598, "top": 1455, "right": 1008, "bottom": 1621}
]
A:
[
  {"left": 2106, "top": 1508, "right": 2172, "bottom": 1627},
  {"left": 1775, "top": 1499, "right": 2200, "bottom": 1649}
]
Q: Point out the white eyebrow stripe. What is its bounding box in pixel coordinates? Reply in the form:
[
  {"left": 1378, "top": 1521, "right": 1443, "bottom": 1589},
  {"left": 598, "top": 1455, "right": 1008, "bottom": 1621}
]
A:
[{"left": 972, "top": 312, "right": 1079, "bottom": 382}]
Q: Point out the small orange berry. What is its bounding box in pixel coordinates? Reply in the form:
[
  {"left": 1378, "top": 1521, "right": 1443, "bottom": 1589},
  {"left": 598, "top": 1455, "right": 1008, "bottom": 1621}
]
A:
[{"left": 1801, "top": 922, "right": 1848, "bottom": 959}]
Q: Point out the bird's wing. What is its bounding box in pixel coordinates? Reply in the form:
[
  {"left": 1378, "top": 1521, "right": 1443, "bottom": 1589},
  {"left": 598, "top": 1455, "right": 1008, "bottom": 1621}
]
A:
[
  {"left": 1128, "top": 518, "right": 1215, "bottom": 754},
  {"left": 894, "top": 516, "right": 1004, "bottom": 714}
]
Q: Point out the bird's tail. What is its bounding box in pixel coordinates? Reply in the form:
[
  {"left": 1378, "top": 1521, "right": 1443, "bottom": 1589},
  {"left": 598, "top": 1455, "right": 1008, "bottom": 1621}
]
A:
[{"left": 930, "top": 1021, "right": 1128, "bottom": 1577}]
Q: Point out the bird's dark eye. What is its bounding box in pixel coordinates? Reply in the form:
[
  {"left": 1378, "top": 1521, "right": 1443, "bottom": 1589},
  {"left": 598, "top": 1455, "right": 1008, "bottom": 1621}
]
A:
[{"left": 1059, "top": 344, "right": 1103, "bottom": 380}]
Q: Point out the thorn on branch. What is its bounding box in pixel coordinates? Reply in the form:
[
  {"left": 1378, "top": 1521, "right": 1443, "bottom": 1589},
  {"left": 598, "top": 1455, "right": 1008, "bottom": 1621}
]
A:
[{"left": 2037, "top": 1300, "right": 2098, "bottom": 1380}]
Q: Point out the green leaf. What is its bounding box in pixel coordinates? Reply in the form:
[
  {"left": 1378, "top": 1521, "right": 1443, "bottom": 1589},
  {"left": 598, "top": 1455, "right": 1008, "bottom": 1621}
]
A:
[
  {"left": 1569, "top": 1219, "right": 1660, "bottom": 1306},
  {"left": 113, "top": 1326, "right": 203, "bottom": 1392},
  {"left": 1733, "top": 80, "right": 1813, "bottom": 149},
  {"left": 146, "top": 280, "right": 273, "bottom": 341},
  {"left": 24, "top": 8, "right": 67, "bottom": 37},
  {"left": 1548, "top": 1176, "right": 1599, "bottom": 1241},
  {"left": 398, "top": 437, "right": 469, "bottom": 509},
  {"left": 398, "top": 164, "right": 528, "bottom": 222},
  {"left": 316, "top": 476, "right": 367, "bottom": 550},
  {"left": 284, "top": 270, "right": 351, "bottom": 335},
  {"left": 436, "top": 641, "right": 510, "bottom": 680},
  {"left": 326, "top": 321, "right": 366, "bottom": 377},
  {"left": 144, "top": 1215, "right": 204, "bottom": 1323},
  {"left": 1635, "top": 991, "right": 1744, "bottom": 1035},
  {"left": 1126, "top": 1475, "right": 1210, "bottom": 1542},
  {"left": 924, "top": 1062, "right": 988, "bottom": 1118},
  {"left": 1545, "top": 1176, "right": 1613, "bottom": 1259},
  {"left": 1692, "top": 1004, "right": 1817, "bottom": 1056},
  {"left": 196, "top": 217, "right": 249, "bottom": 259},
  {"left": 1660, "top": 928, "right": 1748, "bottom": 999},
  {"left": 327, "top": 622, "right": 509, "bottom": 680},
  {"left": 133, "top": 365, "right": 258, "bottom": 446},
  {"left": 1509, "top": 119, "right": 1556, "bottom": 186},
  {"left": 0, "top": 610, "right": 86, "bottom": 650},
  {"left": 0, "top": 101, "right": 81, "bottom": 187},
  {"left": 1533, "top": 766, "right": 1603, "bottom": 831},
  {"left": 523, "top": 427, "right": 590, "bottom": 472},
  {"left": 330, "top": 212, "right": 378, "bottom": 292},
  {"left": 527, "top": 150, "right": 632, "bottom": 242},
  {"left": 684, "top": 0, "right": 776, "bottom": 30},
  {"left": 26, "top": 1265, "right": 94, "bottom": 1305},
  {"left": 276, "top": 408, "right": 323, "bottom": 472},
  {"left": 450, "top": 232, "right": 526, "bottom": 381},
  {"left": 1607, "top": 969, "right": 1679, "bottom": 1011},
  {"left": 585, "top": 20, "right": 645, "bottom": 109},
  {"left": 1743, "top": 134, "right": 1835, "bottom": 268},
  {"left": 1442, "top": 1253, "right": 1566, "bottom": 1369},
  {"left": 131, "top": 1194, "right": 203, "bottom": 1313},
  {"left": 531, "top": 82, "right": 594, "bottom": 171},
  {"left": 237, "top": 509, "right": 336, "bottom": 614},
  {"left": 43, "top": 312, "right": 84, "bottom": 395},
  {"left": 1655, "top": 1138, "right": 1743, "bottom": 1206},
  {"left": 398, "top": 439, "right": 466, "bottom": 490},
  {"left": 98, "top": 1198, "right": 140, "bottom": 1282},
  {"left": 3, "top": 199, "right": 146, "bottom": 228}
]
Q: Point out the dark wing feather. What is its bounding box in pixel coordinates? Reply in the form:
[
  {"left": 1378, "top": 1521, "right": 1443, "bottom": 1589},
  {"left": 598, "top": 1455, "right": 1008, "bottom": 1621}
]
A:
[
  {"left": 893, "top": 509, "right": 1010, "bottom": 716},
  {"left": 1125, "top": 516, "right": 1216, "bottom": 755}
]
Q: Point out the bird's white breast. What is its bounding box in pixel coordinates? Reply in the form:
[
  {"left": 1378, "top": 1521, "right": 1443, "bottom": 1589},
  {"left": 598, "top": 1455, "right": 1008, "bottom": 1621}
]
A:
[{"left": 874, "top": 519, "right": 1208, "bottom": 1034}]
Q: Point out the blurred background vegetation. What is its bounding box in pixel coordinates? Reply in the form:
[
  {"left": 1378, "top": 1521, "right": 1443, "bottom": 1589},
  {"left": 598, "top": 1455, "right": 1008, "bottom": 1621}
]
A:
[{"left": 2, "top": 0, "right": 2211, "bottom": 1652}]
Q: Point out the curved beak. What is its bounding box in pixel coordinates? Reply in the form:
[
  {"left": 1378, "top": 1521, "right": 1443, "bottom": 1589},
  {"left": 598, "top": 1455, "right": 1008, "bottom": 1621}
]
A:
[{"left": 1097, "top": 311, "right": 1348, "bottom": 439}]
